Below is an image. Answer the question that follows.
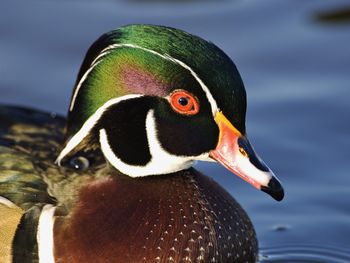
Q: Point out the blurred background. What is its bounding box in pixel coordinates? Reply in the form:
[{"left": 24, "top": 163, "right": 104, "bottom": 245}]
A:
[{"left": 1, "top": 0, "right": 349, "bottom": 261}]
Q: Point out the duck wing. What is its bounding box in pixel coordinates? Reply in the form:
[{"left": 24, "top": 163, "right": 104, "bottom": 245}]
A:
[{"left": 0, "top": 106, "right": 100, "bottom": 262}]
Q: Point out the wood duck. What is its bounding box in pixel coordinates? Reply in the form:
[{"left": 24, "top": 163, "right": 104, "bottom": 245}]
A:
[{"left": 0, "top": 24, "right": 283, "bottom": 263}]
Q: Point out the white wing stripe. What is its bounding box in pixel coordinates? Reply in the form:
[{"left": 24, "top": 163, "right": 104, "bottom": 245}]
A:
[{"left": 37, "top": 205, "right": 56, "bottom": 263}]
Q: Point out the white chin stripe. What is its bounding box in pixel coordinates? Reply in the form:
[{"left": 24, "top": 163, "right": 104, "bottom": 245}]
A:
[
  {"left": 69, "top": 43, "right": 218, "bottom": 116},
  {"left": 56, "top": 94, "right": 143, "bottom": 165},
  {"left": 37, "top": 205, "right": 56, "bottom": 263},
  {"left": 99, "top": 109, "right": 209, "bottom": 177}
]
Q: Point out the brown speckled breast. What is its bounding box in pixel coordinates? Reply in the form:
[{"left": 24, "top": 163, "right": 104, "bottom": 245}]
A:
[
  {"left": 0, "top": 106, "right": 257, "bottom": 262},
  {"left": 54, "top": 169, "right": 257, "bottom": 263}
]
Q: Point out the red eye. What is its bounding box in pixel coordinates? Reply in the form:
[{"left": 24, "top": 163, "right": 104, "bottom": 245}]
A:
[{"left": 169, "top": 90, "right": 200, "bottom": 115}]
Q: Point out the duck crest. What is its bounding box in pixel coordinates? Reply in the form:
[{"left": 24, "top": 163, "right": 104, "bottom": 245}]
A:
[{"left": 66, "top": 24, "right": 246, "bottom": 141}]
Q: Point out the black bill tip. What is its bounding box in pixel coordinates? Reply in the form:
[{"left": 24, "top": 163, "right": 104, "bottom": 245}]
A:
[{"left": 261, "top": 177, "right": 284, "bottom": 201}]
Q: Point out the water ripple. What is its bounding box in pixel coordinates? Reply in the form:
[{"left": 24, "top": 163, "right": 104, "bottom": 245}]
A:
[{"left": 259, "top": 244, "right": 350, "bottom": 263}]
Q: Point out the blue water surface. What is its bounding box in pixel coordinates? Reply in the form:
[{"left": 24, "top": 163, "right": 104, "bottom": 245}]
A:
[{"left": 1, "top": 0, "right": 349, "bottom": 261}]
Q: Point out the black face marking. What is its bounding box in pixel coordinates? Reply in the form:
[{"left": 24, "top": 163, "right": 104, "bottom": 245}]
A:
[
  {"left": 237, "top": 137, "right": 269, "bottom": 172},
  {"left": 154, "top": 99, "right": 218, "bottom": 156},
  {"left": 98, "top": 97, "right": 155, "bottom": 166}
]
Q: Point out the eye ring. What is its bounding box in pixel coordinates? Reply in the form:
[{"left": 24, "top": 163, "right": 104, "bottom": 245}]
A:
[{"left": 169, "top": 90, "right": 200, "bottom": 115}]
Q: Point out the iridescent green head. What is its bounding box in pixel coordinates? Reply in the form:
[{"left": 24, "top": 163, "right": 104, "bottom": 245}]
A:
[
  {"left": 67, "top": 24, "right": 246, "bottom": 136},
  {"left": 57, "top": 24, "right": 283, "bottom": 201}
]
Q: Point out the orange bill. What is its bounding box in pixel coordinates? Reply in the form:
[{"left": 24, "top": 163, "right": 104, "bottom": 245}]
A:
[{"left": 209, "top": 111, "right": 284, "bottom": 201}]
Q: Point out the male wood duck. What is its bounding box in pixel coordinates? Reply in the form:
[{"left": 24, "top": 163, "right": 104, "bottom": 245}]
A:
[{"left": 0, "top": 25, "right": 283, "bottom": 263}]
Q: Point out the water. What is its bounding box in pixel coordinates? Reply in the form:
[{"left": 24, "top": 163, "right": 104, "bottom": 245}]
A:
[{"left": 1, "top": 0, "right": 349, "bottom": 261}]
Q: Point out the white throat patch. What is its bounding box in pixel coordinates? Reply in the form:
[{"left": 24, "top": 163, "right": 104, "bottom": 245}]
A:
[
  {"left": 99, "top": 109, "right": 208, "bottom": 177},
  {"left": 58, "top": 97, "right": 210, "bottom": 177}
]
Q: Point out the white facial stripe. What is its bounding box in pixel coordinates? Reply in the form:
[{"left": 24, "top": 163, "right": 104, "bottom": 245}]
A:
[
  {"left": 99, "top": 110, "right": 209, "bottom": 177},
  {"left": 69, "top": 43, "right": 218, "bottom": 115},
  {"left": 37, "top": 205, "right": 56, "bottom": 263},
  {"left": 170, "top": 57, "right": 218, "bottom": 115},
  {"left": 146, "top": 109, "right": 210, "bottom": 162},
  {"left": 56, "top": 94, "right": 143, "bottom": 165},
  {"left": 69, "top": 60, "right": 102, "bottom": 112}
]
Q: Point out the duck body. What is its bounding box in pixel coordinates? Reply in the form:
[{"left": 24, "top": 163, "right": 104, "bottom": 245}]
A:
[
  {"left": 0, "top": 24, "right": 283, "bottom": 262},
  {"left": 0, "top": 106, "right": 256, "bottom": 262}
]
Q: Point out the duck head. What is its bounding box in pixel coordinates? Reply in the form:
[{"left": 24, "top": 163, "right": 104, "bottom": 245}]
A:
[{"left": 56, "top": 24, "right": 284, "bottom": 201}]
